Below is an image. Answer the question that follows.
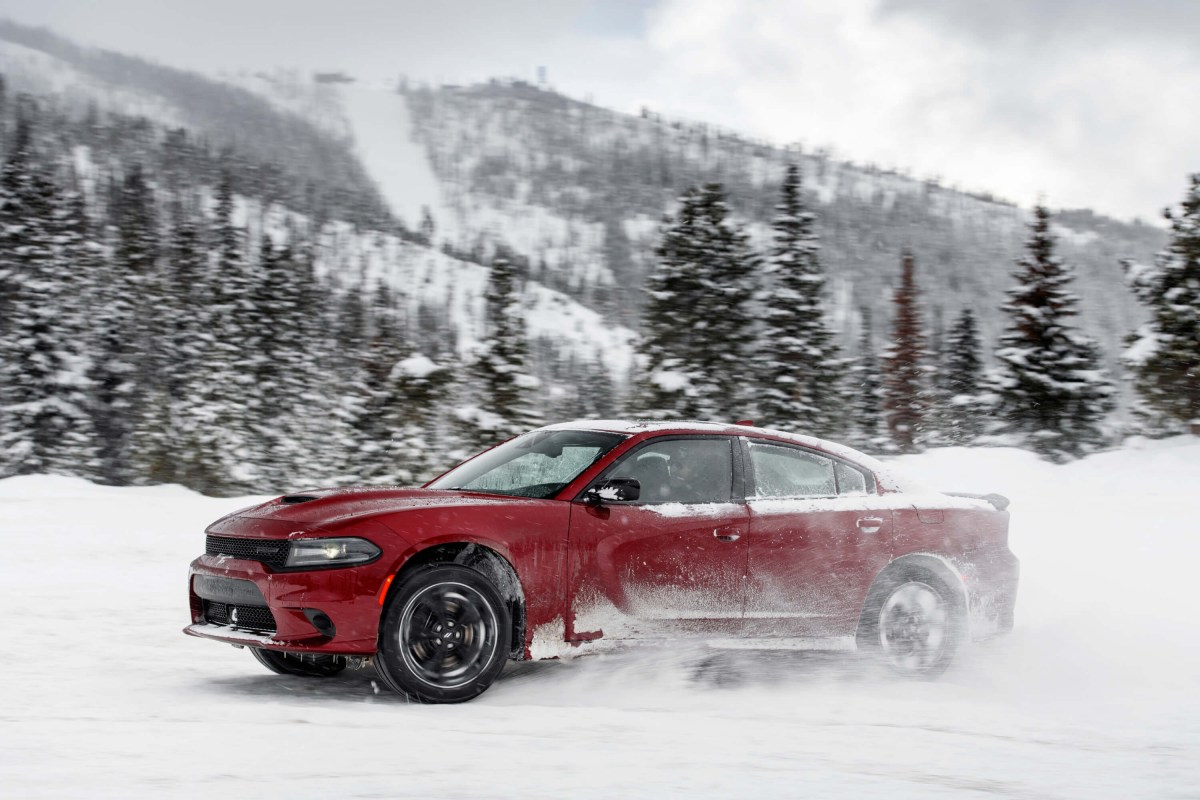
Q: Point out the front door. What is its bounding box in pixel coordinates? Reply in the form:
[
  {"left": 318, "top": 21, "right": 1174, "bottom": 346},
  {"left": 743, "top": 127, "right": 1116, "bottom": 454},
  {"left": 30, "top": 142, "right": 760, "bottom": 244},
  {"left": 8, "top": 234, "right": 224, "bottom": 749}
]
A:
[{"left": 566, "top": 436, "right": 749, "bottom": 640}]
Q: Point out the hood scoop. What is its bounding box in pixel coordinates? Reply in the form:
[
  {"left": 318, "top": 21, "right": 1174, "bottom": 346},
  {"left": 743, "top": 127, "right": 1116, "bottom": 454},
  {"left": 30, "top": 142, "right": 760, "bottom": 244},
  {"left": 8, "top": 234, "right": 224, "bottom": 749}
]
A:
[{"left": 280, "top": 494, "right": 321, "bottom": 505}]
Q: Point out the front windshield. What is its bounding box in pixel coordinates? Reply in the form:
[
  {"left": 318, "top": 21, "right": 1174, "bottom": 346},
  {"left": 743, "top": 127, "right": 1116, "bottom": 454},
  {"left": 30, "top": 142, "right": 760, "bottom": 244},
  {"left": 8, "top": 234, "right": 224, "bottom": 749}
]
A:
[{"left": 428, "top": 429, "right": 626, "bottom": 499}]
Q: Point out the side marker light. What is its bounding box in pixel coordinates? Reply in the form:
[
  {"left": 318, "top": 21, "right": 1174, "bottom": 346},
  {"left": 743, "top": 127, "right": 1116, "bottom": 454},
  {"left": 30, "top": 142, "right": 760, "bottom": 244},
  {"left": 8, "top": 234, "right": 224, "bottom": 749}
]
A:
[{"left": 378, "top": 573, "right": 395, "bottom": 605}]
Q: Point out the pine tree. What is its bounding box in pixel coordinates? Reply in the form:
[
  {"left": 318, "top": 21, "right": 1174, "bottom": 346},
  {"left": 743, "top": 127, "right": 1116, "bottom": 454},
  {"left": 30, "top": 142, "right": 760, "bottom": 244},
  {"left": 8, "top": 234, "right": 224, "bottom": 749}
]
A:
[
  {"left": 166, "top": 197, "right": 225, "bottom": 490},
  {"left": 90, "top": 164, "right": 161, "bottom": 484},
  {"left": 920, "top": 305, "right": 949, "bottom": 447},
  {"left": 128, "top": 195, "right": 187, "bottom": 487},
  {"left": 367, "top": 351, "right": 453, "bottom": 485},
  {"left": 846, "top": 307, "right": 886, "bottom": 452},
  {"left": 994, "top": 205, "right": 1114, "bottom": 460},
  {"left": 638, "top": 183, "right": 757, "bottom": 420},
  {"left": 938, "top": 308, "right": 985, "bottom": 444},
  {"left": 346, "top": 281, "right": 410, "bottom": 483},
  {"left": 882, "top": 252, "right": 929, "bottom": 453},
  {"left": 320, "top": 287, "right": 371, "bottom": 482},
  {"left": 0, "top": 114, "right": 99, "bottom": 476},
  {"left": 285, "top": 240, "right": 348, "bottom": 487},
  {"left": 460, "top": 249, "right": 540, "bottom": 451},
  {"left": 182, "top": 170, "right": 256, "bottom": 494},
  {"left": 638, "top": 191, "right": 704, "bottom": 417},
  {"left": 1122, "top": 174, "right": 1200, "bottom": 435},
  {"left": 757, "top": 163, "right": 844, "bottom": 435},
  {"left": 242, "top": 233, "right": 313, "bottom": 487},
  {"left": 48, "top": 170, "right": 103, "bottom": 476}
]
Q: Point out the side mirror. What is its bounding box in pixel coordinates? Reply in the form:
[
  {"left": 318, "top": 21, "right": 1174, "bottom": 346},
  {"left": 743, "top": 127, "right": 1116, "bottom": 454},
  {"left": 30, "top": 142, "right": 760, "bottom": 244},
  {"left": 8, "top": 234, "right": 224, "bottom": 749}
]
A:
[{"left": 583, "top": 478, "right": 641, "bottom": 505}]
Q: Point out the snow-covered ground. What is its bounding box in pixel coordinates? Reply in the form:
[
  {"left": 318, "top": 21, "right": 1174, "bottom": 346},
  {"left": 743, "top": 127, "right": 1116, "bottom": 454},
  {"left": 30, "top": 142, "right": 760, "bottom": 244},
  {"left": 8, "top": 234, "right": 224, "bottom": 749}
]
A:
[{"left": 1, "top": 439, "right": 1198, "bottom": 798}]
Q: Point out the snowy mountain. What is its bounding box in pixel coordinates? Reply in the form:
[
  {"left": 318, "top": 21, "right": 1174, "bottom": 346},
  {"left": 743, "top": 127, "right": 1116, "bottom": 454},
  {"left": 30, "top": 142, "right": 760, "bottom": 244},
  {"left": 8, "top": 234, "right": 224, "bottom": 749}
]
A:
[
  {"left": 0, "top": 23, "right": 636, "bottom": 376},
  {"left": 235, "top": 73, "right": 1166, "bottom": 369},
  {"left": 0, "top": 21, "right": 1166, "bottom": 372}
]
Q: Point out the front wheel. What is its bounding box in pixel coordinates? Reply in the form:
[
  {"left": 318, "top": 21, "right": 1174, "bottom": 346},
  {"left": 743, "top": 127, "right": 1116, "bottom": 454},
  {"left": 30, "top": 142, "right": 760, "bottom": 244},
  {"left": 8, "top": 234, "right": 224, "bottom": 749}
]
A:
[
  {"left": 375, "top": 564, "right": 511, "bottom": 703},
  {"left": 857, "top": 571, "right": 964, "bottom": 678},
  {"left": 251, "top": 648, "right": 347, "bottom": 677}
]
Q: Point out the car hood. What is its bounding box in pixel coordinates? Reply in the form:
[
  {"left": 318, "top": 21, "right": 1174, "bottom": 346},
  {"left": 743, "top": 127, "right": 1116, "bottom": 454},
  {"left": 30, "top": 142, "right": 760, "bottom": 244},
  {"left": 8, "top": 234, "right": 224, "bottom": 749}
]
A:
[{"left": 235, "top": 487, "right": 529, "bottom": 528}]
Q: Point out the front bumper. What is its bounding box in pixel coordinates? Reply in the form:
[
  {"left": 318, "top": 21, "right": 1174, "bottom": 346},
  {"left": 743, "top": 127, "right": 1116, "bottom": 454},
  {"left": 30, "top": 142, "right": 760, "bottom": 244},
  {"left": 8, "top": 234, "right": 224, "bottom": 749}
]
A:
[{"left": 185, "top": 546, "right": 391, "bottom": 656}]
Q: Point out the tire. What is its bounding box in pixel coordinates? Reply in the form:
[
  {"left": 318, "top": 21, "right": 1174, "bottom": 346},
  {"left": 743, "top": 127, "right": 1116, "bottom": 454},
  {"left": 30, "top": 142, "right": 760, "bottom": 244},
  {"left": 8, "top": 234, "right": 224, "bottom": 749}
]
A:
[
  {"left": 251, "top": 648, "right": 347, "bottom": 677},
  {"left": 856, "top": 568, "right": 965, "bottom": 678},
  {"left": 375, "top": 564, "right": 511, "bottom": 704}
]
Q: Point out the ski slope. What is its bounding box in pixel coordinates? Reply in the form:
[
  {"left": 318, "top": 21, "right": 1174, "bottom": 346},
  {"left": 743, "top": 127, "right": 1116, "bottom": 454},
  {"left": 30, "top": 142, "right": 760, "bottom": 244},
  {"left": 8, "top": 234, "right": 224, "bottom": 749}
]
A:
[
  {"left": 339, "top": 83, "right": 450, "bottom": 234},
  {"left": 1, "top": 439, "right": 1197, "bottom": 798}
]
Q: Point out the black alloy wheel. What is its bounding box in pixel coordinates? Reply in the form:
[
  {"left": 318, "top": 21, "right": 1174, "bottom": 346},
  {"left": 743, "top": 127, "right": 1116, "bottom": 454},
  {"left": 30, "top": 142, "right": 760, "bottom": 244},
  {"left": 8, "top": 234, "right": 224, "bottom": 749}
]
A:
[
  {"left": 375, "top": 564, "right": 511, "bottom": 703},
  {"left": 251, "top": 648, "right": 347, "bottom": 677}
]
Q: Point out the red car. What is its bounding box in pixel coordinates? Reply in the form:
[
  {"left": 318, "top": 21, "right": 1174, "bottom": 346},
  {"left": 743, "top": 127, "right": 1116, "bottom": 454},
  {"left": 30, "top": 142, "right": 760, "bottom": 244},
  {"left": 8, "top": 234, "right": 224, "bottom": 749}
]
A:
[{"left": 185, "top": 421, "right": 1018, "bottom": 702}]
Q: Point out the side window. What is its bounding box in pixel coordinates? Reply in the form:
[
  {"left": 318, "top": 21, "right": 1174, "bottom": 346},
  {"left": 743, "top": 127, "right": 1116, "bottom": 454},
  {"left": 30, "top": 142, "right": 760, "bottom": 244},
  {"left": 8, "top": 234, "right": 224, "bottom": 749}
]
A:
[
  {"left": 608, "top": 438, "right": 733, "bottom": 504},
  {"left": 748, "top": 442, "right": 836, "bottom": 498},
  {"left": 834, "top": 461, "right": 871, "bottom": 495}
]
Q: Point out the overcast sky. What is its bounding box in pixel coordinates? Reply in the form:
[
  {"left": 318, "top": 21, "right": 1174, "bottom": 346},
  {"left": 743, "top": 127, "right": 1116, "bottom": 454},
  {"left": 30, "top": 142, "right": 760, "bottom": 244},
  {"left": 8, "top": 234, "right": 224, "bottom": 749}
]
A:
[{"left": 0, "top": 0, "right": 1196, "bottom": 224}]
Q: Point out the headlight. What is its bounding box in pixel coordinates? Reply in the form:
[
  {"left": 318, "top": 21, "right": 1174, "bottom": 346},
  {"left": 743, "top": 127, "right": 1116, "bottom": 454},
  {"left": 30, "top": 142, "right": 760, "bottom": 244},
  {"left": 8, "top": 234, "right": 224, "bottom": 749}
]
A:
[{"left": 285, "top": 537, "right": 381, "bottom": 568}]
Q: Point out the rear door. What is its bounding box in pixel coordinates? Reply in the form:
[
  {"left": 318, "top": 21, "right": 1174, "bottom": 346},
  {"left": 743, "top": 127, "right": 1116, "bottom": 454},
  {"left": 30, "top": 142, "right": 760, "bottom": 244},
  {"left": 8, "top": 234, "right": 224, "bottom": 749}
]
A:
[
  {"left": 742, "top": 438, "right": 893, "bottom": 638},
  {"left": 566, "top": 436, "right": 749, "bottom": 640}
]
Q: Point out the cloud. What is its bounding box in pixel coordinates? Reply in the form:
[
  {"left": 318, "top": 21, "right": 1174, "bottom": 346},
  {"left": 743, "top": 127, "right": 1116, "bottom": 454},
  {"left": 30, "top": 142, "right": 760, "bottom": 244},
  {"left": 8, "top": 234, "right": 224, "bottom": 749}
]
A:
[{"left": 637, "top": 0, "right": 1200, "bottom": 221}]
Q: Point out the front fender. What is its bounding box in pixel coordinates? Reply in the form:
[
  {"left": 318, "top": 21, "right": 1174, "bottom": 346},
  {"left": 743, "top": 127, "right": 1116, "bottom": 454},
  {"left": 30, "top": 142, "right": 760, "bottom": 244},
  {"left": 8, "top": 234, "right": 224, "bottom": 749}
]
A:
[{"left": 372, "top": 502, "right": 571, "bottom": 657}]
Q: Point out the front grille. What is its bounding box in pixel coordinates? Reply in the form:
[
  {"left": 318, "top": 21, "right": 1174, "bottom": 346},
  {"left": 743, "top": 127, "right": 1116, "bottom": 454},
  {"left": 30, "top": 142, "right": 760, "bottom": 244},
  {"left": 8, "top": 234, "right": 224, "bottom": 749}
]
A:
[
  {"left": 205, "top": 535, "right": 290, "bottom": 568},
  {"left": 203, "top": 601, "right": 277, "bottom": 633}
]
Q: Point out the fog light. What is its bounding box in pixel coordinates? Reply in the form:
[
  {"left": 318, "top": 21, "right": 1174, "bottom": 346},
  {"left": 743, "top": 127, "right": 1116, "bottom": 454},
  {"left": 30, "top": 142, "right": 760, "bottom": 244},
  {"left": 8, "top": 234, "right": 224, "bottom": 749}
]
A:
[{"left": 303, "top": 608, "right": 336, "bottom": 638}]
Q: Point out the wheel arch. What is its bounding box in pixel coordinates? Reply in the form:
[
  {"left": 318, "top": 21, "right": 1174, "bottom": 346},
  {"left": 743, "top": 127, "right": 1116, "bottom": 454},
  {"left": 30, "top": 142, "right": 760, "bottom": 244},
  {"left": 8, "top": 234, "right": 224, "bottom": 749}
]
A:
[
  {"left": 858, "top": 552, "right": 971, "bottom": 636},
  {"left": 381, "top": 540, "right": 527, "bottom": 660}
]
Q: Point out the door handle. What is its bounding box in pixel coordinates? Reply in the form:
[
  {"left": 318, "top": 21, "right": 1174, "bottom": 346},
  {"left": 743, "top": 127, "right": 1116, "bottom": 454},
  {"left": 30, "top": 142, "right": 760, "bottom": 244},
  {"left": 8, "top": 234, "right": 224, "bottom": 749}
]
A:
[
  {"left": 856, "top": 517, "right": 884, "bottom": 534},
  {"left": 713, "top": 528, "right": 741, "bottom": 542}
]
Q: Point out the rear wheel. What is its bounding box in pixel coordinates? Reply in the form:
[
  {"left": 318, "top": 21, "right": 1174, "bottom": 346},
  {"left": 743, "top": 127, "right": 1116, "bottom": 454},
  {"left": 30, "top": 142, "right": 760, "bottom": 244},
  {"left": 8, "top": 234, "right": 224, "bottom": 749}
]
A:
[
  {"left": 375, "top": 564, "right": 511, "bottom": 703},
  {"left": 857, "top": 569, "right": 964, "bottom": 678},
  {"left": 250, "top": 648, "right": 347, "bottom": 677}
]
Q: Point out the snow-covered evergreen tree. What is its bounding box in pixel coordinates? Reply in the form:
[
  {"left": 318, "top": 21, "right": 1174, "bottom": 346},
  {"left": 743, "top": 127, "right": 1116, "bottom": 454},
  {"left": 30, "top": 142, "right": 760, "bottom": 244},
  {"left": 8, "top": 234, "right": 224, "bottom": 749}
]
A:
[
  {"left": 367, "top": 351, "right": 453, "bottom": 485},
  {"left": 845, "top": 307, "right": 887, "bottom": 452},
  {"left": 993, "top": 205, "right": 1115, "bottom": 460},
  {"left": 459, "top": 249, "right": 540, "bottom": 452},
  {"left": 288, "top": 241, "right": 356, "bottom": 488},
  {"left": 936, "top": 307, "right": 986, "bottom": 445},
  {"left": 160, "top": 197, "right": 223, "bottom": 490},
  {"left": 1122, "top": 174, "right": 1200, "bottom": 436},
  {"left": 46, "top": 170, "right": 103, "bottom": 476},
  {"left": 882, "top": 252, "right": 929, "bottom": 453},
  {"left": 132, "top": 197, "right": 201, "bottom": 484},
  {"left": 638, "top": 183, "right": 756, "bottom": 420},
  {"left": 179, "top": 171, "right": 257, "bottom": 494},
  {"left": 0, "top": 113, "right": 99, "bottom": 476},
  {"left": 756, "top": 163, "right": 844, "bottom": 436},
  {"left": 239, "top": 234, "right": 321, "bottom": 487},
  {"left": 345, "top": 281, "right": 409, "bottom": 482}
]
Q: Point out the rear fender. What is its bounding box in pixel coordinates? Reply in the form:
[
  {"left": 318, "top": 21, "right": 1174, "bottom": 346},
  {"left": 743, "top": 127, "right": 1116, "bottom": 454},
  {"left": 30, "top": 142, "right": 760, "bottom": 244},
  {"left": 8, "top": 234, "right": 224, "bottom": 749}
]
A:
[{"left": 858, "top": 552, "right": 971, "bottom": 638}]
